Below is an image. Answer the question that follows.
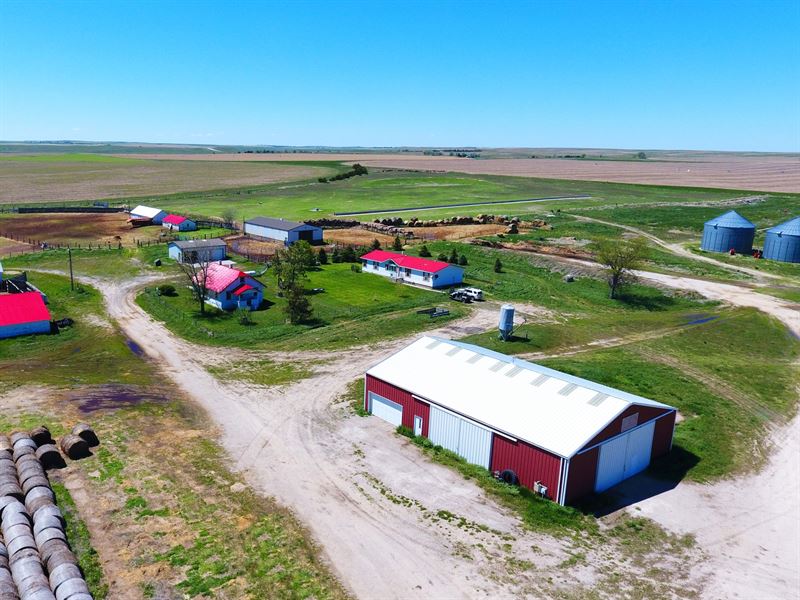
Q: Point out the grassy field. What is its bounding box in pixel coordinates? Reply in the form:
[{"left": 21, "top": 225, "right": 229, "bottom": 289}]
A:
[
  {"left": 688, "top": 244, "right": 800, "bottom": 280},
  {"left": 0, "top": 273, "right": 153, "bottom": 388},
  {"left": 137, "top": 262, "right": 467, "bottom": 351},
  {"left": 1, "top": 245, "right": 170, "bottom": 278}
]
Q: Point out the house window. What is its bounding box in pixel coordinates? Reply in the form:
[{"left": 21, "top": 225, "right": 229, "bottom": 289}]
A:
[
  {"left": 405, "top": 268, "right": 411, "bottom": 276},
  {"left": 423, "top": 272, "right": 431, "bottom": 280}
]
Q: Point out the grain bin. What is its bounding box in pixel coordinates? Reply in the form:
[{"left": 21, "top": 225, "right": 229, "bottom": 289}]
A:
[
  {"left": 763, "top": 216, "right": 800, "bottom": 263},
  {"left": 499, "top": 305, "right": 515, "bottom": 341},
  {"left": 701, "top": 210, "right": 756, "bottom": 254}
]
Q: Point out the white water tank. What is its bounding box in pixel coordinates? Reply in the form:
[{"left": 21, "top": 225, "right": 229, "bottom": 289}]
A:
[{"left": 499, "top": 304, "right": 515, "bottom": 340}]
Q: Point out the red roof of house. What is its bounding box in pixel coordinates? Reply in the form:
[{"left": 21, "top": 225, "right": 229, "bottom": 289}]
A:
[
  {"left": 233, "top": 284, "right": 254, "bottom": 296},
  {"left": 162, "top": 214, "right": 188, "bottom": 225},
  {"left": 0, "top": 292, "right": 51, "bottom": 327},
  {"left": 196, "top": 263, "right": 248, "bottom": 293},
  {"left": 360, "top": 250, "right": 453, "bottom": 273}
]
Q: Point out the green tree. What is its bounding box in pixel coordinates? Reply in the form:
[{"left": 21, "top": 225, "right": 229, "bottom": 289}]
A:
[
  {"left": 595, "top": 237, "right": 649, "bottom": 299},
  {"left": 636, "top": 151, "right": 647, "bottom": 160},
  {"left": 419, "top": 245, "right": 431, "bottom": 257},
  {"left": 448, "top": 248, "right": 459, "bottom": 264},
  {"left": 331, "top": 247, "right": 342, "bottom": 263},
  {"left": 318, "top": 247, "right": 328, "bottom": 265},
  {"left": 458, "top": 254, "right": 468, "bottom": 266},
  {"left": 392, "top": 235, "right": 403, "bottom": 251},
  {"left": 342, "top": 246, "right": 357, "bottom": 262},
  {"left": 494, "top": 258, "right": 503, "bottom": 273},
  {"left": 371, "top": 238, "right": 381, "bottom": 250},
  {"left": 285, "top": 286, "right": 313, "bottom": 324},
  {"left": 437, "top": 253, "right": 448, "bottom": 262}
]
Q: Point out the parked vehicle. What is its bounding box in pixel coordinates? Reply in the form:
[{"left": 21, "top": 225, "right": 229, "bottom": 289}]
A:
[
  {"left": 451, "top": 287, "right": 483, "bottom": 301},
  {"left": 449, "top": 289, "right": 473, "bottom": 303}
]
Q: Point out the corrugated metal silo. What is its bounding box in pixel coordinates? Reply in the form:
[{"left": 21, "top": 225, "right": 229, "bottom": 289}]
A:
[
  {"left": 763, "top": 217, "right": 800, "bottom": 263},
  {"left": 499, "top": 305, "right": 515, "bottom": 340},
  {"left": 700, "top": 210, "right": 756, "bottom": 254}
]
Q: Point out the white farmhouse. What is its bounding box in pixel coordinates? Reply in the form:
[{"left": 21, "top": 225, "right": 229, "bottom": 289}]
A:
[{"left": 360, "top": 250, "right": 463, "bottom": 289}]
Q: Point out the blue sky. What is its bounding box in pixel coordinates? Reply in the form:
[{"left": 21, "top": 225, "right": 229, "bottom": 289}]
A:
[{"left": 1, "top": 0, "right": 798, "bottom": 151}]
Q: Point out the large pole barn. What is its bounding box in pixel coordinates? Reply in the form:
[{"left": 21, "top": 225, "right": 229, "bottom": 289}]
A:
[{"left": 365, "top": 337, "right": 676, "bottom": 505}]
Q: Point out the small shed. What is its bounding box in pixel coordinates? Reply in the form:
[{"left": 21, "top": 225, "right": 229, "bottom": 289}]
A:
[
  {"left": 763, "top": 217, "right": 800, "bottom": 263},
  {"left": 162, "top": 214, "right": 197, "bottom": 232},
  {"left": 0, "top": 292, "right": 51, "bottom": 339},
  {"left": 365, "top": 336, "right": 676, "bottom": 505},
  {"left": 701, "top": 210, "right": 756, "bottom": 254},
  {"left": 360, "top": 250, "right": 463, "bottom": 289},
  {"left": 130, "top": 205, "right": 167, "bottom": 224},
  {"left": 168, "top": 239, "right": 227, "bottom": 263},
  {"left": 244, "top": 217, "right": 323, "bottom": 245}
]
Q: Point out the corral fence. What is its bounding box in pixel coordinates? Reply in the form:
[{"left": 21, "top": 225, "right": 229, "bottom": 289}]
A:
[{"left": 15, "top": 206, "right": 126, "bottom": 214}]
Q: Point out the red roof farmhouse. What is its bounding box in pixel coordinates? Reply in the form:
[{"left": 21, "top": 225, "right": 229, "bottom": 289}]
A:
[
  {"left": 0, "top": 292, "right": 52, "bottom": 339},
  {"left": 365, "top": 336, "right": 676, "bottom": 505},
  {"left": 360, "top": 250, "right": 464, "bottom": 288},
  {"left": 195, "top": 263, "right": 264, "bottom": 311}
]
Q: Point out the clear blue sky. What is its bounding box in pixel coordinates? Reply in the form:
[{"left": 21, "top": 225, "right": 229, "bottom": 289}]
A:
[{"left": 1, "top": 0, "right": 798, "bottom": 151}]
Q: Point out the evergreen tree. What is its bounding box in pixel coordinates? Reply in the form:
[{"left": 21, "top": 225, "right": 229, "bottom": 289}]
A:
[
  {"left": 371, "top": 238, "right": 381, "bottom": 250},
  {"left": 419, "top": 245, "right": 431, "bottom": 257},
  {"left": 437, "top": 253, "right": 448, "bottom": 262},
  {"left": 459, "top": 254, "right": 468, "bottom": 266},
  {"left": 318, "top": 247, "right": 328, "bottom": 265},
  {"left": 494, "top": 258, "right": 503, "bottom": 273},
  {"left": 392, "top": 235, "right": 403, "bottom": 251},
  {"left": 448, "top": 248, "right": 459, "bottom": 264}
]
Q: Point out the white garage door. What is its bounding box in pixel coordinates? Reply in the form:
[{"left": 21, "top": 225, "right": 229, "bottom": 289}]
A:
[
  {"left": 595, "top": 421, "right": 655, "bottom": 493},
  {"left": 428, "top": 405, "right": 492, "bottom": 469},
  {"left": 369, "top": 392, "right": 403, "bottom": 427}
]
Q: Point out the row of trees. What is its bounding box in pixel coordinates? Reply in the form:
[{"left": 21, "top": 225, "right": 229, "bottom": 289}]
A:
[{"left": 318, "top": 163, "right": 368, "bottom": 183}]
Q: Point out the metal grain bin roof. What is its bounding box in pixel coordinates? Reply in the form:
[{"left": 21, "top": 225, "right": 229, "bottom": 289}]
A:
[
  {"left": 766, "top": 216, "right": 800, "bottom": 237},
  {"left": 703, "top": 210, "right": 756, "bottom": 229},
  {"left": 763, "top": 216, "right": 800, "bottom": 263}
]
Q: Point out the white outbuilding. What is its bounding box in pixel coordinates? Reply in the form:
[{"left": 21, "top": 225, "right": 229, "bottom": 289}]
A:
[{"left": 130, "top": 205, "right": 168, "bottom": 224}]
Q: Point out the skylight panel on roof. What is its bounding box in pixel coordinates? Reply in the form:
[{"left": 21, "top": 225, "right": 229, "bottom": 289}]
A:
[
  {"left": 530, "top": 373, "right": 549, "bottom": 386},
  {"left": 588, "top": 392, "right": 609, "bottom": 406},
  {"left": 445, "top": 346, "right": 462, "bottom": 357},
  {"left": 559, "top": 383, "right": 579, "bottom": 396},
  {"left": 466, "top": 353, "right": 483, "bottom": 364},
  {"left": 505, "top": 366, "right": 523, "bottom": 378},
  {"left": 426, "top": 340, "right": 442, "bottom": 350},
  {"left": 489, "top": 360, "right": 507, "bottom": 372}
]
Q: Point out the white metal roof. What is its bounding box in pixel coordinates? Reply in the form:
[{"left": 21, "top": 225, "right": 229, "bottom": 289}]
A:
[
  {"left": 130, "top": 205, "right": 165, "bottom": 218},
  {"left": 366, "top": 336, "right": 673, "bottom": 458}
]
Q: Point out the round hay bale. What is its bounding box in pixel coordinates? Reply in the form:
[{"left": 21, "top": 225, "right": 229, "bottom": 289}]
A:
[
  {"left": 47, "top": 563, "right": 81, "bottom": 592},
  {"left": 0, "top": 499, "right": 25, "bottom": 519},
  {"left": 13, "top": 454, "right": 39, "bottom": 469},
  {"left": 12, "top": 446, "right": 35, "bottom": 462},
  {"left": 16, "top": 464, "right": 46, "bottom": 487},
  {"left": 54, "top": 578, "right": 89, "bottom": 600},
  {"left": 0, "top": 540, "right": 7, "bottom": 559},
  {"left": 32, "top": 516, "right": 62, "bottom": 537},
  {"left": 3, "top": 524, "right": 31, "bottom": 541},
  {"left": 1, "top": 510, "right": 30, "bottom": 530},
  {"left": 62, "top": 595, "right": 92, "bottom": 600},
  {"left": 30, "top": 506, "right": 63, "bottom": 527},
  {"left": 7, "top": 547, "right": 37, "bottom": 567},
  {"left": 44, "top": 549, "right": 77, "bottom": 574},
  {"left": 11, "top": 438, "right": 36, "bottom": 453},
  {"left": 0, "top": 584, "right": 18, "bottom": 600},
  {"left": 21, "top": 476, "right": 50, "bottom": 497},
  {"left": 23, "top": 488, "right": 54, "bottom": 516},
  {"left": 0, "top": 483, "right": 23, "bottom": 502},
  {"left": 28, "top": 428, "right": 52, "bottom": 448},
  {"left": 8, "top": 433, "right": 29, "bottom": 447},
  {"left": 37, "top": 539, "right": 69, "bottom": 566},
  {"left": 58, "top": 437, "right": 89, "bottom": 461},
  {"left": 23, "top": 589, "right": 56, "bottom": 600},
  {"left": 70, "top": 424, "right": 98, "bottom": 448},
  {"left": 6, "top": 534, "right": 36, "bottom": 558},
  {"left": 34, "top": 528, "right": 66, "bottom": 548},
  {"left": 33, "top": 447, "right": 64, "bottom": 471}
]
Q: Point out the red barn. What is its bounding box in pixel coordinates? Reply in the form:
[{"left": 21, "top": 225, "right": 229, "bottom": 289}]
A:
[{"left": 365, "top": 336, "right": 675, "bottom": 505}]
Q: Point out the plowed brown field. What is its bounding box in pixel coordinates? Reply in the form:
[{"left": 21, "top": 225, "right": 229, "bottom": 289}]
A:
[
  {"left": 125, "top": 152, "right": 800, "bottom": 192},
  {"left": 0, "top": 213, "right": 165, "bottom": 245}
]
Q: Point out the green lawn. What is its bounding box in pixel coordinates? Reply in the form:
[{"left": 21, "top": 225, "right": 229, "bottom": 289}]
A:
[
  {"left": 2, "top": 245, "right": 174, "bottom": 278},
  {"left": 538, "top": 309, "right": 799, "bottom": 482},
  {"left": 688, "top": 244, "right": 800, "bottom": 280},
  {"left": 137, "top": 262, "right": 467, "bottom": 350},
  {"left": 0, "top": 273, "right": 152, "bottom": 387}
]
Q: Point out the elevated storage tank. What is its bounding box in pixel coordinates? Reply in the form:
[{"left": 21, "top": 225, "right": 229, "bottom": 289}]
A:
[
  {"left": 700, "top": 210, "right": 756, "bottom": 254},
  {"left": 499, "top": 304, "right": 515, "bottom": 341},
  {"left": 763, "top": 216, "right": 800, "bottom": 263}
]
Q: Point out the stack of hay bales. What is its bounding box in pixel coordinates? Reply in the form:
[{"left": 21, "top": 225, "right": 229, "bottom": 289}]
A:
[{"left": 0, "top": 428, "right": 95, "bottom": 600}]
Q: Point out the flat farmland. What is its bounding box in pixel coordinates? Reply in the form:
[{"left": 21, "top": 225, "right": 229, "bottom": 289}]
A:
[
  {"left": 0, "top": 154, "right": 337, "bottom": 204},
  {"left": 0, "top": 212, "right": 174, "bottom": 245},
  {"left": 125, "top": 151, "right": 800, "bottom": 193}
]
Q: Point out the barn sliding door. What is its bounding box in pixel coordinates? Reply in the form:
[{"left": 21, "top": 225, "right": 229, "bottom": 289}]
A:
[
  {"left": 595, "top": 421, "right": 655, "bottom": 493},
  {"left": 428, "top": 405, "right": 492, "bottom": 469}
]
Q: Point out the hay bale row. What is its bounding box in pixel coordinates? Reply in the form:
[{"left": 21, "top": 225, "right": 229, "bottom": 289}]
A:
[{"left": 0, "top": 429, "right": 92, "bottom": 600}]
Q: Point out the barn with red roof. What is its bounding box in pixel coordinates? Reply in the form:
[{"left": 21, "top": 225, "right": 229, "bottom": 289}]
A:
[
  {"left": 360, "top": 250, "right": 464, "bottom": 289},
  {"left": 0, "top": 292, "right": 52, "bottom": 339},
  {"left": 194, "top": 263, "right": 264, "bottom": 311}
]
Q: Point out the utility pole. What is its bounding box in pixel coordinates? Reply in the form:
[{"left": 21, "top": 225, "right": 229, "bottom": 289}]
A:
[{"left": 68, "top": 247, "right": 74, "bottom": 291}]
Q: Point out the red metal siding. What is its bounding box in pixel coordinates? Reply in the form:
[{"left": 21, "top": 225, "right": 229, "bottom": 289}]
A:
[
  {"left": 365, "top": 375, "right": 430, "bottom": 434},
  {"left": 564, "top": 448, "right": 598, "bottom": 505},
  {"left": 582, "top": 405, "right": 671, "bottom": 450},
  {"left": 490, "top": 436, "right": 561, "bottom": 502},
  {"left": 652, "top": 411, "right": 675, "bottom": 459}
]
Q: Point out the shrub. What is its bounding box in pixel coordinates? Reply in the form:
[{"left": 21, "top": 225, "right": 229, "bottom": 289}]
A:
[
  {"left": 350, "top": 264, "right": 362, "bottom": 273},
  {"left": 419, "top": 245, "right": 431, "bottom": 257},
  {"left": 396, "top": 425, "right": 414, "bottom": 439},
  {"left": 236, "top": 308, "right": 254, "bottom": 325},
  {"left": 392, "top": 235, "right": 403, "bottom": 251},
  {"left": 494, "top": 258, "right": 503, "bottom": 273},
  {"left": 458, "top": 254, "right": 468, "bottom": 266},
  {"left": 156, "top": 284, "right": 177, "bottom": 297},
  {"left": 318, "top": 247, "right": 328, "bottom": 265},
  {"left": 437, "top": 253, "right": 448, "bottom": 262},
  {"left": 318, "top": 177, "right": 328, "bottom": 183},
  {"left": 371, "top": 239, "right": 381, "bottom": 250},
  {"left": 448, "top": 248, "right": 459, "bottom": 264}
]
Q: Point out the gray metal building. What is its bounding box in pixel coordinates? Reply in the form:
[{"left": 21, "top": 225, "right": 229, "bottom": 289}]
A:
[{"left": 244, "top": 217, "right": 323, "bottom": 245}]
